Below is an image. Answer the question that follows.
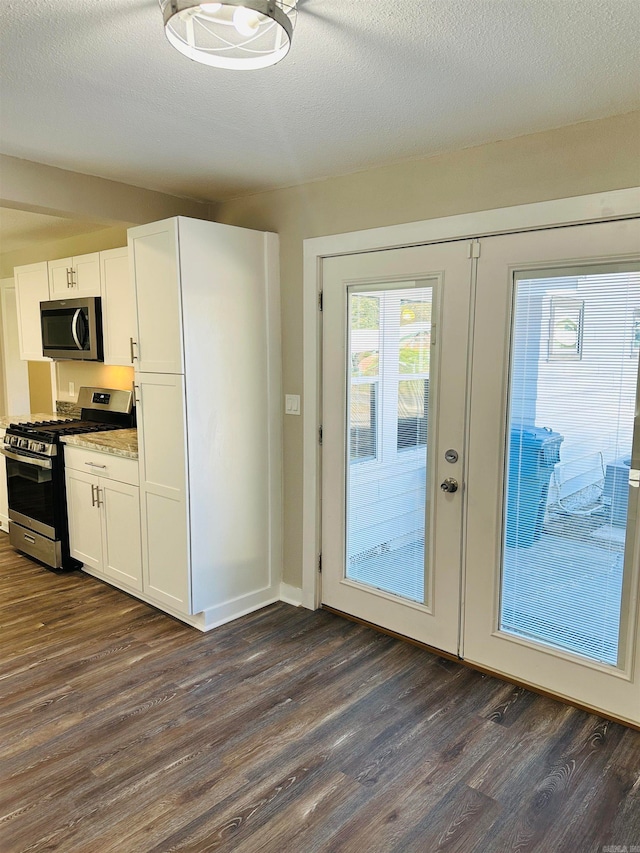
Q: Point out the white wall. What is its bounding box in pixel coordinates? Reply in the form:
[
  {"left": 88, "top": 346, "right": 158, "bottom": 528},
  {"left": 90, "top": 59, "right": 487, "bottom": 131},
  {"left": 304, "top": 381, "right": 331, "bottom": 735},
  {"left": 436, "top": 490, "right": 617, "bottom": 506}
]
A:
[{"left": 214, "top": 111, "right": 640, "bottom": 589}]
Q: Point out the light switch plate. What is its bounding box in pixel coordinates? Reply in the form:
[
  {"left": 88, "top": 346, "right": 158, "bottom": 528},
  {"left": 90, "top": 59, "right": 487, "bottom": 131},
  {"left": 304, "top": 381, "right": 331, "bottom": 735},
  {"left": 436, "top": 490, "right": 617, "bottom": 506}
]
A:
[{"left": 285, "top": 394, "right": 301, "bottom": 415}]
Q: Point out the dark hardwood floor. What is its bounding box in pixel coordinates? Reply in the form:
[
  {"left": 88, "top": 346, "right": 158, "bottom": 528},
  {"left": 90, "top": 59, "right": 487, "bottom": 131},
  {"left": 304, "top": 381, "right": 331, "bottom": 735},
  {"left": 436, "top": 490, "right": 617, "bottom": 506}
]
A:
[{"left": 1, "top": 532, "right": 639, "bottom": 853}]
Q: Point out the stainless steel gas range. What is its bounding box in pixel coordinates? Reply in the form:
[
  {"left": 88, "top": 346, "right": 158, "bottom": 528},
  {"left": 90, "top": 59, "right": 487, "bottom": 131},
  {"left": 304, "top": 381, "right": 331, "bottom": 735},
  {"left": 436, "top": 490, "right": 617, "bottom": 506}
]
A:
[{"left": 1, "top": 387, "right": 134, "bottom": 571}]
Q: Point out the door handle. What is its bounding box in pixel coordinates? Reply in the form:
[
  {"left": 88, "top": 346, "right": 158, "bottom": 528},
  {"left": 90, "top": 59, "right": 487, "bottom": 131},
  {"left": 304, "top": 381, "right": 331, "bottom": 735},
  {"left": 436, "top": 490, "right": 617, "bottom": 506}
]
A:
[
  {"left": 71, "top": 308, "right": 83, "bottom": 350},
  {"left": 91, "top": 483, "right": 96, "bottom": 507},
  {"left": 440, "top": 478, "right": 459, "bottom": 493},
  {"left": 0, "top": 448, "right": 53, "bottom": 469},
  {"left": 129, "top": 338, "right": 138, "bottom": 363}
]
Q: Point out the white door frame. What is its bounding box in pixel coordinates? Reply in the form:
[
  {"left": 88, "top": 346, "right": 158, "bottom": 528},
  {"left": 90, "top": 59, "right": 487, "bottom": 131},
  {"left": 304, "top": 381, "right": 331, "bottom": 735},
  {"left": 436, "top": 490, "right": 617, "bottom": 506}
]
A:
[{"left": 302, "top": 187, "right": 640, "bottom": 610}]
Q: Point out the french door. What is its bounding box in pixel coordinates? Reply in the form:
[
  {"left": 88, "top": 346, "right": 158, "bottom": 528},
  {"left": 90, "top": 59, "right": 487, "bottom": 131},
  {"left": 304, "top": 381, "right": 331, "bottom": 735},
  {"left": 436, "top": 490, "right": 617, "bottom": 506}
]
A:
[
  {"left": 321, "top": 241, "right": 473, "bottom": 653},
  {"left": 464, "top": 220, "right": 640, "bottom": 725},
  {"left": 321, "top": 218, "right": 640, "bottom": 725}
]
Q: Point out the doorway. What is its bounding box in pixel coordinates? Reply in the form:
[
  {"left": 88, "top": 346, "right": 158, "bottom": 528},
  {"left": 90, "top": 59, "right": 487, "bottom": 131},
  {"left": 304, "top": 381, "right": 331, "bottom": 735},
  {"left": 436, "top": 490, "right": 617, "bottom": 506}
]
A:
[{"left": 314, "top": 207, "right": 640, "bottom": 725}]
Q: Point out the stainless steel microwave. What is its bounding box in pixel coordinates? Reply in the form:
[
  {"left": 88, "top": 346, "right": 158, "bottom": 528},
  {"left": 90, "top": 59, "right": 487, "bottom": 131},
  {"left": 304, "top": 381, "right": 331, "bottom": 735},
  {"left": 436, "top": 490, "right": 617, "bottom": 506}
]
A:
[{"left": 40, "top": 296, "right": 104, "bottom": 361}]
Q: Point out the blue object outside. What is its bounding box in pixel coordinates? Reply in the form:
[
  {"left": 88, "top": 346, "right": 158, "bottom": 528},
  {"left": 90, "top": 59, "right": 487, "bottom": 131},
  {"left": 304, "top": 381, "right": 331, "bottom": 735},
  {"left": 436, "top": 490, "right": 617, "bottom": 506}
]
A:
[{"left": 506, "top": 425, "right": 564, "bottom": 547}]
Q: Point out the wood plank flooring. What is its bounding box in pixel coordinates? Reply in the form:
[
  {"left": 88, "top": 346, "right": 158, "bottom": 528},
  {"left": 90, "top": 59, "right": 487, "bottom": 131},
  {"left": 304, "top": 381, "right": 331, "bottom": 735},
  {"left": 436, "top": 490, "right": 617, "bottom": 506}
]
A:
[{"left": 1, "top": 532, "right": 639, "bottom": 852}]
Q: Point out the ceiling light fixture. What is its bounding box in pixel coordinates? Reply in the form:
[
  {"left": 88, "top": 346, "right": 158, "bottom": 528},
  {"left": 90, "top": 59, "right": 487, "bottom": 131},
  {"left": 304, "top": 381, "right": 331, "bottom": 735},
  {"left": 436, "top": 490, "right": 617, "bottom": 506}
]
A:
[{"left": 160, "top": 1, "right": 298, "bottom": 70}]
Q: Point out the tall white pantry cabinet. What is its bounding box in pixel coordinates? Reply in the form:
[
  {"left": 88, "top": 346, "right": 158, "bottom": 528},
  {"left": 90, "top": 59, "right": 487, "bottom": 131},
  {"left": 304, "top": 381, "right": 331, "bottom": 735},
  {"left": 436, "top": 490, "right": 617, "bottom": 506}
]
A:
[{"left": 128, "top": 217, "right": 282, "bottom": 630}]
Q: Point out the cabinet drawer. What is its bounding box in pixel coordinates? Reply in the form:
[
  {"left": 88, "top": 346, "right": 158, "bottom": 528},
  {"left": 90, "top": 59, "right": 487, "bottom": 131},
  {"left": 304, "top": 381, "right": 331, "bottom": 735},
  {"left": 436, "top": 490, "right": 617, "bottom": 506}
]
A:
[{"left": 63, "top": 446, "right": 139, "bottom": 485}]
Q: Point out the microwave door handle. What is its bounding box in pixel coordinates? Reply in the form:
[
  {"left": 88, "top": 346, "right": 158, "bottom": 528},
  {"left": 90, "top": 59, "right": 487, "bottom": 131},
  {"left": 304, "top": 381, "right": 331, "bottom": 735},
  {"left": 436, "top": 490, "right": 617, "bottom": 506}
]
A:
[{"left": 71, "top": 308, "right": 83, "bottom": 350}]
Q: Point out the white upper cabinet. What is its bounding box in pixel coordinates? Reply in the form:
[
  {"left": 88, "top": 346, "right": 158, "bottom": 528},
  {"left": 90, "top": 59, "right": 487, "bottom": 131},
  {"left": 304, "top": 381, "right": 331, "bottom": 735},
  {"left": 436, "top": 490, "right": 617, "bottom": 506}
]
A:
[
  {"left": 100, "top": 247, "right": 136, "bottom": 367},
  {"left": 128, "top": 220, "right": 184, "bottom": 374},
  {"left": 48, "top": 253, "right": 101, "bottom": 298},
  {"left": 14, "top": 261, "right": 50, "bottom": 361},
  {"left": 14, "top": 248, "right": 134, "bottom": 364}
]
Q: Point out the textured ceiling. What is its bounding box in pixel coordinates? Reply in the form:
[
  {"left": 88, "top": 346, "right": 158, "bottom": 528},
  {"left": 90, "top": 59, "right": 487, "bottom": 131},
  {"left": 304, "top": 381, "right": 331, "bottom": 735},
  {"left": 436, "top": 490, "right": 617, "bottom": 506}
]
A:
[{"left": 1, "top": 0, "right": 639, "bottom": 204}]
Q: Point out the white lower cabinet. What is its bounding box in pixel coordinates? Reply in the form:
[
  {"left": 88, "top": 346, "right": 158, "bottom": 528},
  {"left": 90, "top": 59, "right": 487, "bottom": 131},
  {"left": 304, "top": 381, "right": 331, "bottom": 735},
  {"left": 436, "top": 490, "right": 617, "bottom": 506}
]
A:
[
  {"left": 65, "top": 447, "right": 142, "bottom": 592},
  {"left": 135, "top": 372, "right": 190, "bottom": 613}
]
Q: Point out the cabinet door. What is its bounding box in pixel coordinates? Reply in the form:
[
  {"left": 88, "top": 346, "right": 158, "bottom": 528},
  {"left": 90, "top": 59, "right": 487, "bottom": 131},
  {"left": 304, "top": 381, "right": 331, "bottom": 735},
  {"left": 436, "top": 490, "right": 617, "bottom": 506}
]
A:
[
  {"left": 101, "top": 247, "right": 136, "bottom": 366},
  {"left": 48, "top": 257, "right": 73, "bottom": 297},
  {"left": 73, "top": 253, "right": 101, "bottom": 297},
  {"left": 129, "top": 220, "right": 184, "bottom": 374},
  {"left": 136, "top": 372, "right": 190, "bottom": 613},
  {"left": 14, "top": 262, "right": 50, "bottom": 361},
  {"left": 101, "top": 478, "right": 143, "bottom": 591},
  {"left": 65, "top": 469, "right": 102, "bottom": 571}
]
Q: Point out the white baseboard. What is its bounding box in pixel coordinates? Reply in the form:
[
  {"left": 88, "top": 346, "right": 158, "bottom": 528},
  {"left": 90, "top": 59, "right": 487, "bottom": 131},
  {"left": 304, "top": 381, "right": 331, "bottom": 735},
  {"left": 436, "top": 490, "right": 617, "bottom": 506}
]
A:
[
  {"left": 198, "top": 587, "right": 281, "bottom": 631},
  {"left": 279, "top": 582, "right": 303, "bottom": 607},
  {"left": 80, "top": 565, "right": 305, "bottom": 631}
]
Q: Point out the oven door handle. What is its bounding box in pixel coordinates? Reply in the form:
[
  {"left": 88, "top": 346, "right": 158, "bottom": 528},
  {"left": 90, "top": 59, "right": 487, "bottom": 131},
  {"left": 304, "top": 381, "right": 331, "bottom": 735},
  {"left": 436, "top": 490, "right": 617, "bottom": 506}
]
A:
[
  {"left": 0, "top": 448, "right": 53, "bottom": 469},
  {"left": 71, "top": 308, "right": 83, "bottom": 350}
]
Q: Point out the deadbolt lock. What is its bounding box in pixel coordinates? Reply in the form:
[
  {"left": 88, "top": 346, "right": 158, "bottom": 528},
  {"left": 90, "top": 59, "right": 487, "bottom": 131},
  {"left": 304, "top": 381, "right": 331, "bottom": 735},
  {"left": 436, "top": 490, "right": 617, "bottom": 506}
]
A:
[{"left": 440, "top": 477, "right": 459, "bottom": 494}]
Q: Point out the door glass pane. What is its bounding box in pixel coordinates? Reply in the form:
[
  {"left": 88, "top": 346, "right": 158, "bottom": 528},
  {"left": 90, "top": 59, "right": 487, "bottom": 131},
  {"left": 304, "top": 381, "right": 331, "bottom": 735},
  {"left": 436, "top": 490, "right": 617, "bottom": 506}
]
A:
[
  {"left": 346, "top": 286, "right": 434, "bottom": 604},
  {"left": 501, "top": 265, "right": 640, "bottom": 665},
  {"left": 350, "top": 294, "right": 379, "bottom": 462}
]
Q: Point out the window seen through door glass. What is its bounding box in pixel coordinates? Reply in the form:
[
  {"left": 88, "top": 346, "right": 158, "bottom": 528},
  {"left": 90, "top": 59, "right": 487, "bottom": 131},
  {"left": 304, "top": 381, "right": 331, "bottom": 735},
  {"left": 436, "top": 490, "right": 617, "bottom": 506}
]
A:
[
  {"left": 398, "top": 297, "right": 431, "bottom": 450},
  {"left": 346, "top": 285, "right": 434, "bottom": 603},
  {"left": 350, "top": 295, "right": 380, "bottom": 461}
]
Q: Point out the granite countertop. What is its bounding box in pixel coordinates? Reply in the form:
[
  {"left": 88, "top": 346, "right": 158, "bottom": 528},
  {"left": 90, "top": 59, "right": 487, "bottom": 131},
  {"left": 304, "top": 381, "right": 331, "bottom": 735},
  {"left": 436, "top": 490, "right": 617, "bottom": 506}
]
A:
[
  {"left": 0, "top": 412, "right": 138, "bottom": 459},
  {"left": 61, "top": 429, "right": 138, "bottom": 460}
]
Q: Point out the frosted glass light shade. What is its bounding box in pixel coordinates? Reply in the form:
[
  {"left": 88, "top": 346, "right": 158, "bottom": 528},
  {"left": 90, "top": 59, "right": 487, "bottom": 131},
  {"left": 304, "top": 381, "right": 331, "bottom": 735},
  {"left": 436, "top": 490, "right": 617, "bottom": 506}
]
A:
[{"left": 160, "top": 0, "right": 297, "bottom": 70}]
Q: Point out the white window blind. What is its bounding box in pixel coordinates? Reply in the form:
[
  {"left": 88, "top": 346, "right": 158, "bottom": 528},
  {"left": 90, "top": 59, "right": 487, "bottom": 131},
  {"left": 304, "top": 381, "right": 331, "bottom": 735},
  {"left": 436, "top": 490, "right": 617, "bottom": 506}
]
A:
[{"left": 501, "top": 265, "right": 640, "bottom": 665}]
